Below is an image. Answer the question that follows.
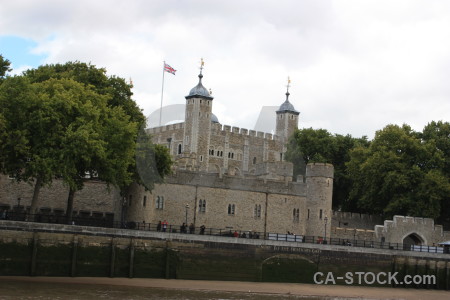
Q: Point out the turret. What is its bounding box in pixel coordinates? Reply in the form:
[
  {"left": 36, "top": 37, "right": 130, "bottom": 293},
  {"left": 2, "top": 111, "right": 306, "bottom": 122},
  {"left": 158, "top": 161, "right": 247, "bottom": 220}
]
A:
[
  {"left": 275, "top": 77, "right": 299, "bottom": 143},
  {"left": 304, "top": 163, "right": 334, "bottom": 239},
  {"left": 183, "top": 59, "right": 213, "bottom": 171}
]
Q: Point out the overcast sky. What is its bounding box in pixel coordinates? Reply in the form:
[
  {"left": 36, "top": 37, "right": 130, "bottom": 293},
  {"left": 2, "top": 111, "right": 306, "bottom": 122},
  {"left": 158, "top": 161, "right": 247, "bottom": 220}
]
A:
[{"left": 1, "top": 0, "right": 449, "bottom": 139}]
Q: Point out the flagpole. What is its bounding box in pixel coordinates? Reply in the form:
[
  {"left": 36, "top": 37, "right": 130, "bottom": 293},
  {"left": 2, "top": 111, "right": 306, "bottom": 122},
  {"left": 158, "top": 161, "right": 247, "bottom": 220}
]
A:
[{"left": 159, "top": 61, "right": 165, "bottom": 127}]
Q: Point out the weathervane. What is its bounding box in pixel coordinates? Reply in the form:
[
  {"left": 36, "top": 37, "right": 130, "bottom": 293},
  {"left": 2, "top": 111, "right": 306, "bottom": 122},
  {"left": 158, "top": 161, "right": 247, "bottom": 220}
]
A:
[
  {"left": 286, "top": 76, "right": 291, "bottom": 93},
  {"left": 199, "top": 58, "right": 205, "bottom": 74}
]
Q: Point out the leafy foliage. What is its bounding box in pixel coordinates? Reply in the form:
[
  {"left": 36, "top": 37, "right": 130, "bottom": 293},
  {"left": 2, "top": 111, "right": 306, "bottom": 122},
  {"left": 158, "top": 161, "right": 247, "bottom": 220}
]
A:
[
  {"left": 347, "top": 124, "right": 449, "bottom": 220},
  {"left": 0, "top": 61, "right": 172, "bottom": 219},
  {"left": 285, "top": 128, "right": 369, "bottom": 210}
]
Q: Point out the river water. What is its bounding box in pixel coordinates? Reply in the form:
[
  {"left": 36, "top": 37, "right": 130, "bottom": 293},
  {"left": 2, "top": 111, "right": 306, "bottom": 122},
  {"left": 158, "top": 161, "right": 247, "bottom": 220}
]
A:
[{"left": 0, "top": 279, "right": 332, "bottom": 300}]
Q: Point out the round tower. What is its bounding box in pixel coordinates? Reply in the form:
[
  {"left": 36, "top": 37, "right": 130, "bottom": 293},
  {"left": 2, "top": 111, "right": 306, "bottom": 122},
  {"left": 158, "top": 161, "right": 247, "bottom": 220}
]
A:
[
  {"left": 275, "top": 78, "right": 299, "bottom": 143},
  {"left": 305, "top": 163, "right": 334, "bottom": 240},
  {"left": 184, "top": 59, "right": 214, "bottom": 171}
]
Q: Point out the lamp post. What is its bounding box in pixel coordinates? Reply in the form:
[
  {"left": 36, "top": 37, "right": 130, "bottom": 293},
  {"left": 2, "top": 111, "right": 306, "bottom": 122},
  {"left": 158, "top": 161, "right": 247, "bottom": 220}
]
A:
[
  {"left": 185, "top": 204, "right": 189, "bottom": 224},
  {"left": 324, "top": 216, "right": 328, "bottom": 244}
]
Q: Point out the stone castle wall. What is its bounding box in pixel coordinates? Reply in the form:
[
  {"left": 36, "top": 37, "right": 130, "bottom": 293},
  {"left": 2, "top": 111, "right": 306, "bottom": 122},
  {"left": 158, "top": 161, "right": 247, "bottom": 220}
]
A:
[
  {"left": 147, "top": 122, "right": 286, "bottom": 175},
  {"left": 331, "top": 211, "right": 384, "bottom": 229},
  {"left": 126, "top": 169, "right": 309, "bottom": 235},
  {"left": 0, "top": 175, "right": 121, "bottom": 220}
]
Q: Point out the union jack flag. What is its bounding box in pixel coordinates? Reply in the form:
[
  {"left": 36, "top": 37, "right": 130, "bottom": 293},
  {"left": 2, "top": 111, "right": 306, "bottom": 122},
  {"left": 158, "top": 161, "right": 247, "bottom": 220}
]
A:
[{"left": 164, "top": 63, "right": 176, "bottom": 75}]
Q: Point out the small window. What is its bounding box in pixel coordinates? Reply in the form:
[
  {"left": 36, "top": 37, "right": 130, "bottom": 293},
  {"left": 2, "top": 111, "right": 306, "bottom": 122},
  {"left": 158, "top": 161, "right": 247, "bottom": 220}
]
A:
[
  {"left": 293, "top": 208, "right": 299, "bottom": 222},
  {"left": 178, "top": 144, "right": 182, "bottom": 154},
  {"left": 319, "top": 209, "right": 323, "bottom": 220},
  {"left": 254, "top": 204, "right": 261, "bottom": 218},
  {"left": 199, "top": 199, "right": 206, "bottom": 212},
  {"left": 228, "top": 204, "right": 235, "bottom": 215},
  {"left": 307, "top": 209, "right": 310, "bottom": 220},
  {"left": 128, "top": 195, "right": 132, "bottom": 207},
  {"left": 156, "top": 196, "right": 164, "bottom": 209},
  {"left": 253, "top": 157, "right": 256, "bottom": 164},
  {"left": 200, "top": 155, "right": 203, "bottom": 162},
  {"left": 143, "top": 196, "right": 147, "bottom": 207}
]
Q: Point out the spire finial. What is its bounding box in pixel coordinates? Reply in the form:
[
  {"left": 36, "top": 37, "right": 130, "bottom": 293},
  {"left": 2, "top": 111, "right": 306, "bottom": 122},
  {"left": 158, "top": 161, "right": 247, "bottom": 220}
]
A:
[
  {"left": 285, "top": 76, "right": 291, "bottom": 101},
  {"left": 199, "top": 57, "right": 205, "bottom": 74}
]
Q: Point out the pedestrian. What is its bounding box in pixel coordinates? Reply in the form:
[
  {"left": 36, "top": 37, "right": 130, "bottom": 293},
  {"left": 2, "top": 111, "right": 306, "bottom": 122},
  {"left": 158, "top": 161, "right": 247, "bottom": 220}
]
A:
[
  {"left": 180, "top": 222, "right": 186, "bottom": 233},
  {"left": 233, "top": 230, "right": 239, "bottom": 237},
  {"left": 200, "top": 224, "right": 205, "bottom": 235},
  {"left": 157, "top": 220, "right": 162, "bottom": 232},
  {"left": 162, "top": 220, "right": 168, "bottom": 232},
  {"left": 189, "top": 223, "right": 195, "bottom": 234}
]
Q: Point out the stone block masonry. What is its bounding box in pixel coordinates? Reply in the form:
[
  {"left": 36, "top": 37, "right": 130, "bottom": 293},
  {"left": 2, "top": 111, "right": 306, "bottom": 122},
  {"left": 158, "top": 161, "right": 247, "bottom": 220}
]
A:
[{"left": 1, "top": 221, "right": 450, "bottom": 289}]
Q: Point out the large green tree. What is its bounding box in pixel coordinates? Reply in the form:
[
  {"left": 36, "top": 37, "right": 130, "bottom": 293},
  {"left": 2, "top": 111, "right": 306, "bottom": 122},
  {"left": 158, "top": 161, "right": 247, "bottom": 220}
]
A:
[
  {"left": 285, "top": 128, "right": 369, "bottom": 210},
  {"left": 347, "top": 124, "right": 449, "bottom": 220},
  {"left": 1, "top": 61, "right": 172, "bottom": 222}
]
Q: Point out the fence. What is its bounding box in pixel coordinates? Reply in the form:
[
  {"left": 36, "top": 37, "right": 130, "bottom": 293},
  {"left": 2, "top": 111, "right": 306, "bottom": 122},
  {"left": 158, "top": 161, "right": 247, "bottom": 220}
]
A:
[{"left": 0, "top": 211, "right": 448, "bottom": 254}]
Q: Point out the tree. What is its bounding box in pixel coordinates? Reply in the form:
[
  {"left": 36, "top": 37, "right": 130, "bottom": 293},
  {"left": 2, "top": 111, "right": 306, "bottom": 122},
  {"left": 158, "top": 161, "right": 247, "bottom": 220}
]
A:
[
  {"left": 347, "top": 124, "right": 449, "bottom": 220},
  {"left": 285, "top": 128, "right": 368, "bottom": 210},
  {"left": 1, "top": 61, "right": 173, "bottom": 222},
  {"left": 0, "top": 54, "right": 12, "bottom": 82}
]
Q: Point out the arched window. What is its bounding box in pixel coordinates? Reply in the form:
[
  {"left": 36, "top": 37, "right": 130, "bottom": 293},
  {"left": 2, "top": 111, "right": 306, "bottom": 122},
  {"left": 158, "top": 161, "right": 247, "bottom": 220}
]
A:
[
  {"left": 253, "top": 157, "right": 257, "bottom": 164},
  {"left": 178, "top": 144, "right": 182, "bottom": 154}
]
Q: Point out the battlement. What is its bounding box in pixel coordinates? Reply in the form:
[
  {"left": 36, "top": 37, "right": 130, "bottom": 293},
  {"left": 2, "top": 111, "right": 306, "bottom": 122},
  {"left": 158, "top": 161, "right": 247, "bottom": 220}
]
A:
[
  {"left": 167, "top": 169, "right": 305, "bottom": 196},
  {"left": 305, "top": 163, "right": 334, "bottom": 178},
  {"left": 331, "top": 211, "right": 385, "bottom": 230},
  {"left": 147, "top": 122, "right": 184, "bottom": 134},
  {"left": 392, "top": 215, "right": 435, "bottom": 226},
  {"left": 332, "top": 211, "right": 382, "bottom": 222},
  {"left": 374, "top": 215, "right": 447, "bottom": 245},
  {"left": 211, "top": 124, "right": 280, "bottom": 142}
]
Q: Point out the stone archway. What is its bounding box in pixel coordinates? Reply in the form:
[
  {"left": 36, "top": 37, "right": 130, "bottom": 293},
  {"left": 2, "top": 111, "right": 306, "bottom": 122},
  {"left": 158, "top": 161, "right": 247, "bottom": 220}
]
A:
[
  {"left": 402, "top": 232, "right": 425, "bottom": 249},
  {"left": 261, "top": 254, "right": 316, "bottom": 283}
]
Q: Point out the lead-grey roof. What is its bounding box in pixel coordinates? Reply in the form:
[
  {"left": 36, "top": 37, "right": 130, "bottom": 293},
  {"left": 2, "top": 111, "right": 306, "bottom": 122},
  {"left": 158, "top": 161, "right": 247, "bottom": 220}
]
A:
[
  {"left": 186, "top": 74, "right": 213, "bottom": 100},
  {"left": 276, "top": 92, "right": 299, "bottom": 114},
  {"left": 211, "top": 113, "right": 219, "bottom": 123}
]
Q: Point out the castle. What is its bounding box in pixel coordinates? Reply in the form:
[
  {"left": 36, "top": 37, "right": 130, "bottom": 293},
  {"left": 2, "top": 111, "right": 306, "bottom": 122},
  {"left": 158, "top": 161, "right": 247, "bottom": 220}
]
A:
[
  {"left": 2, "top": 64, "right": 448, "bottom": 246},
  {"left": 126, "top": 67, "right": 334, "bottom": 237}
]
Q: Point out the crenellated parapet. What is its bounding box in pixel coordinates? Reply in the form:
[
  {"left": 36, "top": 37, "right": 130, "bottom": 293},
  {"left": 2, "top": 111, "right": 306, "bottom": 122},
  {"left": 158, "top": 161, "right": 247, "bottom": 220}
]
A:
[
  {"left": 146, "top": 122, "right": 185, "bottom": 134},
  {"left": 374, "top": 215, "right": 448, "bottom": 245},
  {"left": 210, "top": 124, "right": 280, "bottom": 142},
  {"left": 331, "top": 211, "right": 384, "bottom": 229}
]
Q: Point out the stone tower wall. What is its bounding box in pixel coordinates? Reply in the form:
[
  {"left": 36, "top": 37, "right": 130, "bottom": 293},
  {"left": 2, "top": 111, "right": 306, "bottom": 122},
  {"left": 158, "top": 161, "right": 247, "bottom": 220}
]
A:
[
  {"left": 305, "top": 163, "right": 334, "bottom": 238},
  {"left": 276, "top": 112, "right": 299, "bottom": 143}
]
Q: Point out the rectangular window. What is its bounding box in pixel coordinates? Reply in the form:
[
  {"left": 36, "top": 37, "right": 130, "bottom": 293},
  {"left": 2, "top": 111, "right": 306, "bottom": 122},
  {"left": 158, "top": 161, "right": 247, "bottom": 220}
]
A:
[
  {"left": 143, "top": 196, "right": 147, "bottom": 207},
  {"left": 156, "top": 196, "right": 164, "bottom": 209},
  {"left": 307, "top": 209, "right": 310, "bottom": 220},
  {"left": 228, "top": 204, "right": 235, "bottom": 215},
  {"left": 128, "top": 195, "right": 132, "bottom": 207},
  {"left": 319, "top": 209, "right": 323, "bottom": 219}
]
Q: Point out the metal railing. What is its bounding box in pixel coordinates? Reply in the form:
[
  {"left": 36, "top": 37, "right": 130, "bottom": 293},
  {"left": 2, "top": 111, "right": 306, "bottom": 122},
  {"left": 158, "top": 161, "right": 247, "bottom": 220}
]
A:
[{"left": 0, "top": 210, "right": 448, "bottom": 254}]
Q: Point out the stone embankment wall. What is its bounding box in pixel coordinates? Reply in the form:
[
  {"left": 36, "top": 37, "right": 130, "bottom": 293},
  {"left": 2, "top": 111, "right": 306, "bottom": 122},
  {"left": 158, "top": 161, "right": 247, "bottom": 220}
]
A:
[{"left": 1, "top": 221, "right": 449, "bottom": 289}]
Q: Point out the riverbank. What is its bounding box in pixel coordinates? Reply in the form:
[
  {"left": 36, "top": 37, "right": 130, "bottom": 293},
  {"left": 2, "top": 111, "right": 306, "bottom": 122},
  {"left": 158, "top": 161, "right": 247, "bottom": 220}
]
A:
[{"left": 1, "top": 276, "right": 449, "bottom": 299}]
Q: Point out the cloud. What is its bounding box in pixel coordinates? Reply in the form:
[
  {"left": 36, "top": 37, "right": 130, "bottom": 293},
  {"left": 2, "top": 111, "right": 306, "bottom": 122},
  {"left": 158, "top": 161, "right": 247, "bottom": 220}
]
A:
[{"left": 0, "top": 0, "right": 449, "bottom": 138}]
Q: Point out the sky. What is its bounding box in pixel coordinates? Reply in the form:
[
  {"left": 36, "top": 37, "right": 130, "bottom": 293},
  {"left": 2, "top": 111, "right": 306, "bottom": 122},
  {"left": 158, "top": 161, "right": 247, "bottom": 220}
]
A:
[{"left": 0, "top": 0, "right": 449, "bottom": 139}]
